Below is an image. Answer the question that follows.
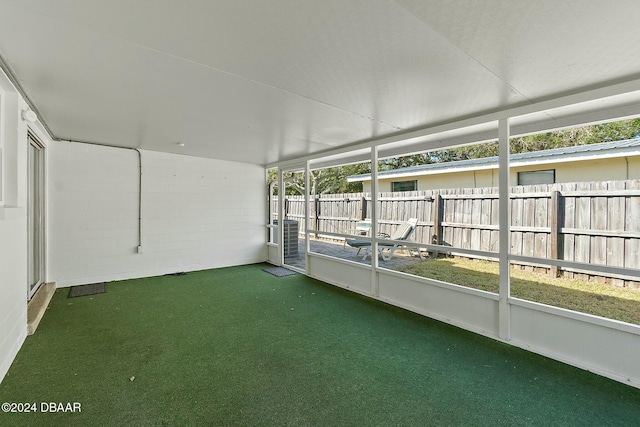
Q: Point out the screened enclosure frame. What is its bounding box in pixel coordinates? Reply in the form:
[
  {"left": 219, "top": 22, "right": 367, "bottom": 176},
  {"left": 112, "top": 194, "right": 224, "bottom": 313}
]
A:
[{"left": 267, "top": 82, "right": 640, "bottom": 389}]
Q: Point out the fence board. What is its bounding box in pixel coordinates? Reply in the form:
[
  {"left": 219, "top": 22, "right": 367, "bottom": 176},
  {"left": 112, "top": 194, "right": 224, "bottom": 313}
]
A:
[
  {"left": 480, "top": 189, "right": 492, "bottom": 252},
  {"left": 535, "top": 186, "right": 549, "bottom": 259},
  {"left": 591, "top": 182, "right": 608, "bottom": 271},
  {"left": 522, "top": 188, "right": 536, "bottom": 260},
  {"left": 575, "top": 191, "right": 591, "bottom": 265},
  {"left": 490, "top": 193, "right": 500, "bottom": 252},
  {"left": 462, "top": 188, "right": 472, "bottom": 249},
  {"left": 469, "top": 193, "right": 479, "bottom": 249},
  {"left": 511, "top": 186, "right": 523, "bottom": 256},
  {"left": 562, "top": 184, "right": 577, "bottom": 265},
  {"left": 626, "top": 192, "right": 640, "bottom": 270},
  {"left": 442, "top": 191, "right": 453, "bottom": 247},
  {"left": 454, "top": 191, "right": 464, "bottom": 248},
  {"left": 270, "top": 179, "right": 640, "bottom": 283},
  {"left": 607, "top": 181, "right": 626, "bottom": 286}
]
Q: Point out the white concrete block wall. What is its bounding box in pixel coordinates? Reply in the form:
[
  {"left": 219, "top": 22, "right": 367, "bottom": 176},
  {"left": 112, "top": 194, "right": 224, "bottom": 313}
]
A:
[
  {"left": 48, "top": 142, "right": 140, "bottom": 285},
  {"left": 0, "top": 72, "right": 29, "bottom": 384},
  {"left": 0, "top": 213, "right": 27, "bottom": 384},
  {"left": 140, "top": 150, "right": 267, "bottom": 272},
  {"left": 48, "top": 142, "right": 267, "bottom": 287}
]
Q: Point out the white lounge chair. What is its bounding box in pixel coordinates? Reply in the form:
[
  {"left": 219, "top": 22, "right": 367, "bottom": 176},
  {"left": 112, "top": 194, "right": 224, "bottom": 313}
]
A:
[{"left": 346, "top": 218, "right": 423, "bottom": 261}]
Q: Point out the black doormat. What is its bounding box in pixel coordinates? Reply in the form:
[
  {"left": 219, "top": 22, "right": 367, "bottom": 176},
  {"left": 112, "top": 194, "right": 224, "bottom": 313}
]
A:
[
  {"left": 262, "top": 267, "right": 299, "bottom": 277},
  {"left": 68, "top": 282, "right": 107, "bottom": 298}
]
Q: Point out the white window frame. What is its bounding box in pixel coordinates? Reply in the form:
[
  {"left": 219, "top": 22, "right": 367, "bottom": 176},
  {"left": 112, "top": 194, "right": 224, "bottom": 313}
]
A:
[
  {"left": 517, "top": 169, "right": 555, "bottom": 186},
  {"left": 391, "top": 180, "right": 417, "bottom": 192}
]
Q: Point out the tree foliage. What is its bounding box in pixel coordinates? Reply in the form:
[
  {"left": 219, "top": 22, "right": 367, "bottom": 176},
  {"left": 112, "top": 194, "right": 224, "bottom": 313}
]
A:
[
  {"left": 384, "top": 118, "right": 640, "bottom": 167},
  {"left": 269, "top": 119, "right": 640, "bottom": 194},
  {"left": 267, "top": 163, "right": 370, "bottom": 196}
]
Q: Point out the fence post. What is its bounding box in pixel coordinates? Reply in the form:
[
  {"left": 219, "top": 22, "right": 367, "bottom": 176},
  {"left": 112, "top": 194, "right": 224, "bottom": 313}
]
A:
[
  {"left": 360, "top": 196, "right": 366, "bottom": 220},
  {"left": 284, "top": 198, "right": 290, "bottom": 220},
  {"left": 549, "top": 190, "right": 562, "bottom": 278},
  {"left": 314, "top": 196, "right": 320, "bottom": 238},
  {"left": 432, "top": 194, "right": 443, "bottom": 257}
]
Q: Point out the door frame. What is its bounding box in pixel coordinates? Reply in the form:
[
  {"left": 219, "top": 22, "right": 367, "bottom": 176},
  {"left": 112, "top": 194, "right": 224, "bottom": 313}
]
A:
[
  {"left": 27, "top": 131, "right": 45, "bottom": 300},
  {"left": 279, "top": 165, "right": 307, "bottom": 272}
]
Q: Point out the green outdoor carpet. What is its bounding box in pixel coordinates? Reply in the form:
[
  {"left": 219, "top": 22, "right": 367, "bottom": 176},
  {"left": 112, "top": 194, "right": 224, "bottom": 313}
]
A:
[{"left": 0, "top": 263, "right": 639, "bottom": 426}]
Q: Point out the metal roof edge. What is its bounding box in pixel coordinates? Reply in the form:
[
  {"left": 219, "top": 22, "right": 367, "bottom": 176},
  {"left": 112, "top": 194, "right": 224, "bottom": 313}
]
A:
[{"left": 347, "top": 138, "right": 640, "bottom": 182}]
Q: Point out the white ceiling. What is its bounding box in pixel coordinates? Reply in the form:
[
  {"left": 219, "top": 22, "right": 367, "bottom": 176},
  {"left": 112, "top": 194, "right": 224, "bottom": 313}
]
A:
[{"left": 1, "top": 0, "right": 640, "bottom": 166}]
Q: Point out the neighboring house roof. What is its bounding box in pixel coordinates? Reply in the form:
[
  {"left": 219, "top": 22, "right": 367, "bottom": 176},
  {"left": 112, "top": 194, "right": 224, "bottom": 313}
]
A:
[{"left": 347, "top": 138, "right": 640, "bottom": 182}]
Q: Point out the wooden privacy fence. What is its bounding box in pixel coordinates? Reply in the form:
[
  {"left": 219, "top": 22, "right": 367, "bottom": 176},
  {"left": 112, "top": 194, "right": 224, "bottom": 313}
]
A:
[{"left": 273, "top": 179, "right": 640, "bottom": 286}]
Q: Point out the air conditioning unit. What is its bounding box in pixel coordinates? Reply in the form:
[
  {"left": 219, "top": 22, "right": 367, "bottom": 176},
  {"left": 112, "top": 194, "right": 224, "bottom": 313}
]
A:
[{"left": 272, "top": 220, "right": 299, "bottom": 259}]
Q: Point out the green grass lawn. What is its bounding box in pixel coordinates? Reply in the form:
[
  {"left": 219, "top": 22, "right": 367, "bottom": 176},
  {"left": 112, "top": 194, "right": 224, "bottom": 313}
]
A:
[{"left": 395, "top": 258, "right": 640, "bottom": 325}]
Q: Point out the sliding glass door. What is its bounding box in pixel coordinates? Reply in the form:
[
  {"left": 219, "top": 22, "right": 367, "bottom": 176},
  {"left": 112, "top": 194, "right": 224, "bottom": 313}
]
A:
[{"left": 28, "top": 133, "right": 45, "bottom": 300}]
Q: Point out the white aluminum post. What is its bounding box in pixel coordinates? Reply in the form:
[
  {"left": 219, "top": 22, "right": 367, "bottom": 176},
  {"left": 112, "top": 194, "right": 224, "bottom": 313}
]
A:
[
  {"left": 278, "top": 168, "right": 285, "bottom": 266},
  {"left": 498, "top": 118, "right": 511, "bottom": 340},
  {"left": 305, "top": 161, "right": 311, "bottom": 273},
  {"left": 371, "top": 146, "right": 379, "bottom": 295}
]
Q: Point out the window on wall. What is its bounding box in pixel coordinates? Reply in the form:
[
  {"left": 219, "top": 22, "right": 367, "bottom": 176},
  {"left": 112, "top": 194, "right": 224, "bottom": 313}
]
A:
[
  {"left": 391, "top": 180, "right": 417, "bottom": 192},
  {"left": 517, "top": 169, "right": 555, "bottom": 185}
]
